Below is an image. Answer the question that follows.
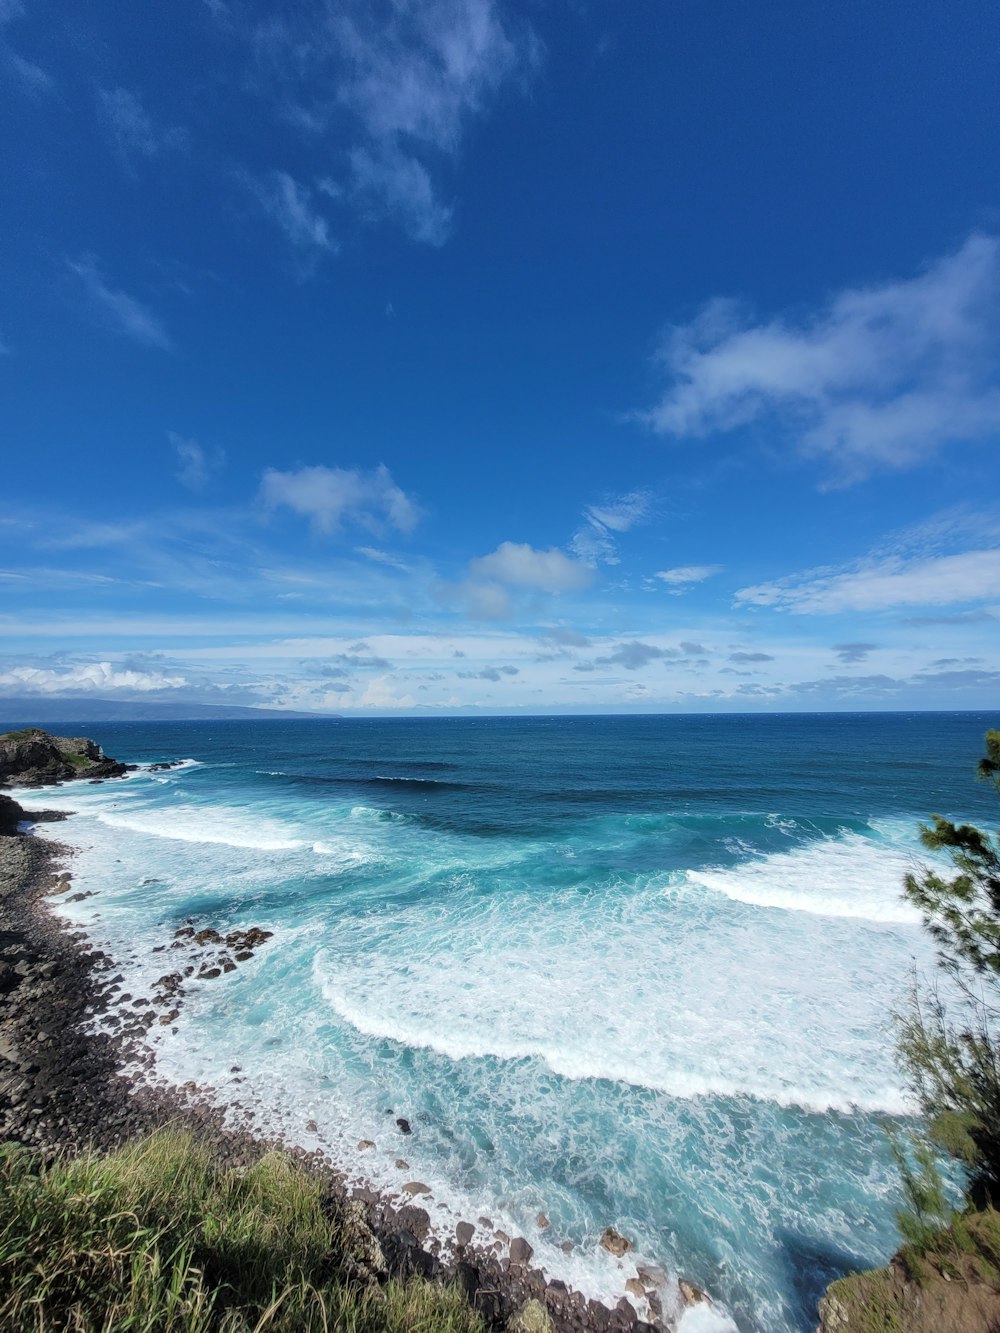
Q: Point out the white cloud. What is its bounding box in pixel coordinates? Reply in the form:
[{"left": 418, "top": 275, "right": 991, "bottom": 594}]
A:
[
  {"left": 640, "top": 234, "right": 1000, "bottom": 481},
  {"left": 352, "top": 673, "right": 416, "bottom": 709},
  {"left": 469, "top": 541, "right": 593, "bottom": 593},
  {"left": 247, "top": 171, "right": 336, "bottom": 263},
  {"left": 655, "top": 565, "right": 722, "bottom": 588},
  {"left": 571, "top": 489, "right": 651, "bottom": 565},
  {"left": 0, "top": 0, "right": 52, "bottom": 94},
  {"left": 258, "top": 0, "right": 538, "bottom": 245},
  {"left": 0, "top": 662, "right": 187, "bottom": 695},
  {"left": 260, "top": 464, "right": 420, "bottom": 535},
  {"left": 736, "top": 548, "right": 1000, "bottom": 615},
  {"left": 98, "top": 87, "right": 186, "bottom": 163},
  {"left": 349, "top": 144, "right": 452, "bottom": 245},
  {"left": 170, "top": 433, "right": 224, "bottom": 490},
  {"left": 68, "top": 256, "right": 171, "bottom": 350}
]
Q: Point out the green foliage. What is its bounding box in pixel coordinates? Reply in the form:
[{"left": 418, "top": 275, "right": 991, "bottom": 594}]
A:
[
  {"left": 896, "top": 729, "right": 1000, "bottom": 1213},
  {"left": 0, "top": 1129, "right": 483, "bottom": 1333},
  {"left": 886, "top": 1124, "right": 953, "bottom": 1257}
]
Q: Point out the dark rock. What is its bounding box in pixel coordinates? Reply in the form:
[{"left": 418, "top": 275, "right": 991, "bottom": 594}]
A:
[
  {"left": 395, "top": 1204, "right": 431, "bottom": 1243},
  {"left": 0, "top": 792, "right": 26, "bottom": 835},
  {"left": 0, "top": 729, "right": 127, "bottom": 787},
  {"left": 401, "top": 1180, "right": 430, "bottom": 1195},
  {"left": 456, "top": 1220, "right": 475, "bottom": 1247},
  {"left": 396, "top": 1116, "right": 412, "bottom": 1134},
  {"left": 510, "top": 1237, "right": 534, "bottom": 1266}
]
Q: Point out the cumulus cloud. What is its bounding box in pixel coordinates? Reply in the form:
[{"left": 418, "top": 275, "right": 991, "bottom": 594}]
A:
[
  {"left": 98, "top": 86, "right": 186, "bottom": 164},
  {"left": 469, "top": 542, "right": 592, "bottom": 593},
  {"left": 640, "top": 234, "right": 1000, "bottom": 481},
  {"left": 68, "top": 256, "right": 171, "bottom": 349},
  {"left": 0, "top": 661, "right": 187, "bottom": 695},
  {"left": 260, "top": 464, "right": 419, "bottom": 535},
  {"left": 170, "top": 433, "right": 225, "bottom": 490},
  {"left": 736, "top": 548, "right": 1000, "bottom": 615}
]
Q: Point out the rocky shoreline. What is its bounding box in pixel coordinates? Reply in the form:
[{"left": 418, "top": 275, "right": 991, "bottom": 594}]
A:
[{"left": 0, "top": 745, "right": 708, "bottom": 1333}]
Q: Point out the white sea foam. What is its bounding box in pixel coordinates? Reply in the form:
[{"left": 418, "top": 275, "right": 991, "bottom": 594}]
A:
[
  {"left": 688, "top": 828, "right": 925, "bottom": 922},
  {"left": 97, "top": 807, "right": 304, "bottom": 851}
]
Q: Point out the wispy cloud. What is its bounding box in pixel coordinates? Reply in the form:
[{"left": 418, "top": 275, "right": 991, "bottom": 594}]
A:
[
  {"left": 67, "top": 256, "right": 172, "bottom": 350},
  {"left": 260, "top": 464, "right": 420, "bottom": 535},
  {"left": 98, "top": 86, "right": 187, "bottom": 166},
  {"left": 571, "top": 489, "right": 651, "bottom": 565},
  {"left": 0, "top": 0, "right": 53, "bottom": 94},
  {"left": 737, "top": 548, "right": 1000, "bottom": 615},
  {"left": 170, "top": 433, "right": 225, "bottom": 491},
  {"left": 654, "top": 564, "right": 722, "bottom": 590},
  {"left": 250, "top": 0, "right": 538, "bottom": 246},
  {"left": 245, "top": 171, "right": 336, "bottom": 268},
  {"left": 639, "top": 234, "right": 1000, "bottom": 482}
]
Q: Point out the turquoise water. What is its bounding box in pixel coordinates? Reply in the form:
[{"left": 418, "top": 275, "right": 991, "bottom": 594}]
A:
[{"left": 13, "top": 712, "right": 997, "bottom": 1332}]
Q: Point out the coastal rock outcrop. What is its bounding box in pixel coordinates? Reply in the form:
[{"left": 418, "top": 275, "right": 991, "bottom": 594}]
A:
[
  {"left": 0, "top": 793, "right": 26, "bottom": 836},
  {"left": 0, "top": 729, "right": 129, "bottom": 788}
]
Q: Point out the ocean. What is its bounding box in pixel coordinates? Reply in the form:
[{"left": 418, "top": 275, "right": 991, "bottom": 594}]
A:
[{"left": 11, "top": 711, "right": 997, "bottom": 1332}]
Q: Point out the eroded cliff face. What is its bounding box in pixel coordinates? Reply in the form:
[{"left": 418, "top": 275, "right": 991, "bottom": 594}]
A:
[
  {"left": 0, "top": 729, "right": 129, "bottom": 788},
  {"left": 817, "top": 1211, "right": 1000, "bottom": 1333}
]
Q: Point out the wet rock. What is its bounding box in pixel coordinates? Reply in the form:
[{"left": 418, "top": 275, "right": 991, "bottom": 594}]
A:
[
  {"left": 395, "top": 1158, "right": 408, "bottom": 1169},
  {"left": 600, "top": 1226, "right": 633, "bottom": 1258},
  {"left": 510, "top": 1237, "right": 534, "bottom": 1266},
  {"left": 396, "top": 1117, "right": 412, "bottom": 1134},
  {"left": 357, "top": 1139, "right": 375, "bottom": 1151},
  {"left": 536, "top": 1211, "right": 550, "bottom": 1230},
  {"left": 395, "top": 1205, "right": 431, "bottom": 1243},
  {"left": 305, "top": 1119, "right": 318, "bottom": 1133},
  {"left": 678, "top": 1277, "right": 711, "bottom": 1306},
  {"left": 636, "top": 1265, "right": 668, "bottom": 1289},
  {"left": 402, "top": 1180, "right": 430, "bottom": 1195},
  {"left": 614, "top": 1296, "right": 638, "bottom": 1326},
  {"left": 455, "top": 1220, "right": 475, "bottom": 1247},
  {"left": 625, "top": 1278, "right": 646, "bottom": 1301}
]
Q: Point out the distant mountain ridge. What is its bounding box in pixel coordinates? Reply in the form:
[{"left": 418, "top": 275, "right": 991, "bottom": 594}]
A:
[{"left": 0, "top": 697, "right": 330, "bottom": 723}]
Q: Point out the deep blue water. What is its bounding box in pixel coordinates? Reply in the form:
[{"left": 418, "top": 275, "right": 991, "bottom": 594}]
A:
[{"left": 12, "top": 712, "right": 997, "bottom": 1332}]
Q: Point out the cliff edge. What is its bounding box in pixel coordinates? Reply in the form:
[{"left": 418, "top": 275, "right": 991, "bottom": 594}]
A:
[
  {"left": 817, "top": 1209, "right": 1000, "bottom": 1333},
  {"left": 0, "top": 728, "right": 129, "bottom": 788}
]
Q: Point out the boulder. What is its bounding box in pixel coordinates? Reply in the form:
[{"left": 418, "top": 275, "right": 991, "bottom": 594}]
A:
[
  {"left": 508, "top": 1299, "right": 554, "bottom": 1333},
  {"left": 510, "top": 1237, "right": 534, "bottom": 1265},
  {"left": 600, "top": 1227, "right": 633, "bottom": 1258},
  {"left": 455, "top": 1220, "right": 475, "bottom": 1247},
  {"left": 678, "top": 1278, "right": 711, "bottom": 1306}
]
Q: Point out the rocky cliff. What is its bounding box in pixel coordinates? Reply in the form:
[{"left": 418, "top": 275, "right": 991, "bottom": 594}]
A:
[{"left": 0, "top": 729, "right": 129, "bottom": 788}]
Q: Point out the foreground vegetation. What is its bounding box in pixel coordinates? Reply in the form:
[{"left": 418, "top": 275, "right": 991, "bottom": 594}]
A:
[{"left": 0, "top": 1128, "right": 483, "bottom": 1333}]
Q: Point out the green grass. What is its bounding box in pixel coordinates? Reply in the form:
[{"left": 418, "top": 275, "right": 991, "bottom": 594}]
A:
[{"left": 0, "top": 1129, "right": 484, "bottom": 1333}]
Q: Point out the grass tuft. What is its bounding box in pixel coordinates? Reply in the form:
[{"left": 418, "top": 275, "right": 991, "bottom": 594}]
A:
[{"left": 0, "top": 1130, "right": 482, "bottom": 1333}]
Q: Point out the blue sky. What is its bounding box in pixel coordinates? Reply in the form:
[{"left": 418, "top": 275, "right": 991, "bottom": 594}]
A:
[{"left": 2, "top": 0, "right": 999, "bottom": 714}]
